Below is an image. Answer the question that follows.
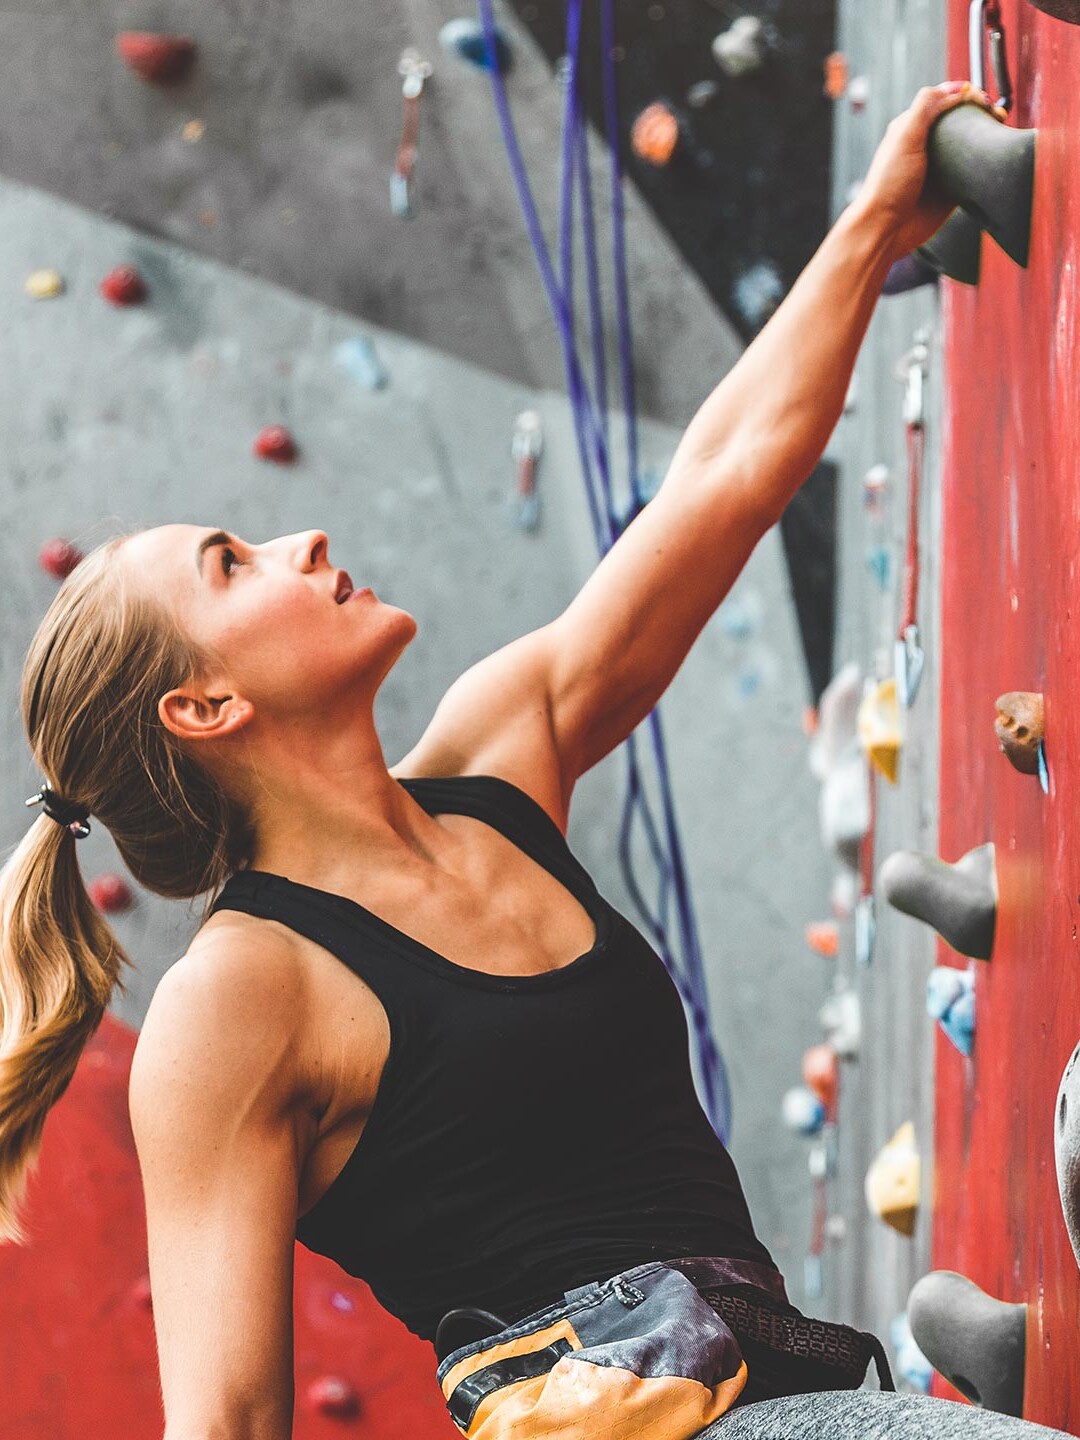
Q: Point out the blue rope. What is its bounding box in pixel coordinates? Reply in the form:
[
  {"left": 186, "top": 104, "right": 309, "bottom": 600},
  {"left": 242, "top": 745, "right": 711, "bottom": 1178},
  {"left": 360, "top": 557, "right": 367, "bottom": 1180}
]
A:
[{"left": 476, "top": 0, "right": 731, "bottom": 1141}]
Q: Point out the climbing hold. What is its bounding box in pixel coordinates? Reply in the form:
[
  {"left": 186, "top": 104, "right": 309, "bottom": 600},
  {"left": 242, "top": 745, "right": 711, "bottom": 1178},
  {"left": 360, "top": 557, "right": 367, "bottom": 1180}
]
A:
[
  {"left": 927, "top": 967, "right": 976, "bottom": 1056},
  {"left": 115, "top": 32, "right": 197, "bottom": 85},
  {"left": 925, "top": 966, "right": 967, "bottom": 1021},
  {"left": 830, "top": 866, "right": 858, "bottom": 919},
  {"left": 847, "top": 75, "right": 870, "bottom": 112},
  {"left": 857, "top": 676, "right": 901, "bottom": 784},
  {"left": 906, "top": 1272, "right": 1025, "bottom": 1414},
  {"left": 781, "top": 1086, "right": 825, "bottom": 1136},
  {"left": 130, "top": 1272, "right": 153, "bottom": 1310},
  {"left": 890, "top": 1313, "right": 932, "bottom": 1393},
  {"left": 939, "top": 982, "right": 975, "bottom": 1057},
  {"left": 926, "top": 102, "right": 1036, "bottom": 268},
  {"left": 801, "top": 1045, "right": 838, "bottom": 1113},
  {"left": 879, "top": 842, "right": 997, "bottom": 960},
  {"left": 88, "top": 874, "right": 134, "bottom": 914},
  {"left": 1054, "top": 1038, "right": 1080, "bottom": 1270},
  {"left": 809, "top": 661, "right": 862, "bottom": 780},
  {"left": 854, "top": 892, "right": 876, "bottom": 968},
  {"left": 305, "top": 1375, "right": 360, "bottom": 1420},
  {"left": 39, "top": 539, "right": 84, "bottom": 580},
  {"left": 865, "top": 546, "right": 890, "bottom": 590},
  {"left": 916, "top": 210, "right": 983, "bottom": 286},
  {"left": 820, "top": 750, "right": 870, "bottom": 861},
  {"left": 25, "top": 268, "right": 65, "bottom": 300},
  {"left": 864, "top": 1120, "right": 920, "bottom": 1236},
  {"left": 883, "top": 252, "right": 940, "bottom": 295},
  {"left": 819, "top": 985, "right": 861, "bottom": 1060},
  {"left": 994, "top": 691, "right": 1044, "bottom": 776},
  {"left": 99, "top": 265, "right": 147, "bottom": 307},
  {"left": 863, "top": 463, "right": 889, "bottom": 498},
  {"left": 181, "top": 118, "right": 206, "bottom": 143},
  {"left": 335, "top": 336, "right": 389, "bottom": 391},
  {"left": 438, "top": 17, "right": 513, "bottom": 72},
  {"left": 253, "top": 425, "right": 298, "bottom": 464},
  {"left": 686, "top": 79, "right": 720, "bottom": 109},
  {"left": 822, "top": 51, "right": 848, "bottom": 100},
  {"left": 805, "top": 920, "right": 839, "bottom": 959},
  {"left": 1025, "top": 0, "right": 1080, "bottom": 20},
  {"left": 630, "top": 103, "right": 680, "bottom": 167},
  {"left": 711, "top": 17, "right": 768, "bottom": 77},
  {"left": 732, "top": 261, "right": 784, "bottom": 331}
]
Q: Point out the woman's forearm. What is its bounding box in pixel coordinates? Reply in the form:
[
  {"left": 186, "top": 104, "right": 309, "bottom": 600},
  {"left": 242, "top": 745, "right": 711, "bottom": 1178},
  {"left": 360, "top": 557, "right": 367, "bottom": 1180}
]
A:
[{"left": 664, "top": 199, "right": 901, "bottom": 525}]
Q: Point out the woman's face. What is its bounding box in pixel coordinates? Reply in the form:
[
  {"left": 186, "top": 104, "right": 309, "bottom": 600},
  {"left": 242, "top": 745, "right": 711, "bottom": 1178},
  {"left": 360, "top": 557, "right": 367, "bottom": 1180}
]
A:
[{"left": 120, "top": 523, "right": 417, "bottom": 728}]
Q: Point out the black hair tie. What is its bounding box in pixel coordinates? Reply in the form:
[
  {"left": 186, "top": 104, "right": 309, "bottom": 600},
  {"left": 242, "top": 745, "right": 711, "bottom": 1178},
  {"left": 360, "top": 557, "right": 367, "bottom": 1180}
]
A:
[{"left": 24, "top": 781, "right": 92, "bottom": 839}]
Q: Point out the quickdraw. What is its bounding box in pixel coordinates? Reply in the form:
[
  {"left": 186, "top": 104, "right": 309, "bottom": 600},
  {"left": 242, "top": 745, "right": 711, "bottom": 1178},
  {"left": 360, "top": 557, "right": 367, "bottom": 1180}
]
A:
[{"left": 391, "top": 49, "right": 433, "bottom": 219}]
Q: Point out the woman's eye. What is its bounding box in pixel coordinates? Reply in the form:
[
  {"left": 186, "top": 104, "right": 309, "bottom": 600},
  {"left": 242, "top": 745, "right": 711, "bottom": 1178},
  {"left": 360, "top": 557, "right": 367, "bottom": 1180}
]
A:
[{"left": 221, "top": 546, "right": 239, "bottom": 577}]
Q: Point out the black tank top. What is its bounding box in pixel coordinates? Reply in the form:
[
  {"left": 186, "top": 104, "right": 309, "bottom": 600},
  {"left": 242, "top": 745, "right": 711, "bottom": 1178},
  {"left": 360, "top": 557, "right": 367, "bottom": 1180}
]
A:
[{"left": 208, "top": 774, "right": 779, "bottom": 1342}]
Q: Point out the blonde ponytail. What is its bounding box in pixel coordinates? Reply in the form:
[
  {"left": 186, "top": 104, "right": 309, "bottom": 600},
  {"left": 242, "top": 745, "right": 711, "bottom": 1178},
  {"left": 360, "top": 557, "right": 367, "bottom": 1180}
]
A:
[
  {"left": 0, "top": 533, "right": 255, "bottom": 1243},
  {"left": 0, "top": 816, "right": 126, "bottom": 1243}
]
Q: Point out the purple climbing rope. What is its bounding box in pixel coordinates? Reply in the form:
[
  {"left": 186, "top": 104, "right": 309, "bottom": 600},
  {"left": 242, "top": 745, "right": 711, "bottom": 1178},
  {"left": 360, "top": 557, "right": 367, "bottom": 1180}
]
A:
[{"left": 476, "top": 0, "right": 731, "bottom": 1140}]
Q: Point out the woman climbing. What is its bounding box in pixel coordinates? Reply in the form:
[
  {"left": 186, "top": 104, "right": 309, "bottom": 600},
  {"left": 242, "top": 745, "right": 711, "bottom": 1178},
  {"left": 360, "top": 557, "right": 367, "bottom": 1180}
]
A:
[{"left": 1, "top": 81, "right": 1069, "bottom": 1440}]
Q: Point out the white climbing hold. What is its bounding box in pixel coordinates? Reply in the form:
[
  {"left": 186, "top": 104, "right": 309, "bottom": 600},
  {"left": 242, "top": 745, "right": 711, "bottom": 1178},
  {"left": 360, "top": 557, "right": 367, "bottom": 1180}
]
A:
[{"left": 25, "top": 268, "right": 65, "bottom": 299}]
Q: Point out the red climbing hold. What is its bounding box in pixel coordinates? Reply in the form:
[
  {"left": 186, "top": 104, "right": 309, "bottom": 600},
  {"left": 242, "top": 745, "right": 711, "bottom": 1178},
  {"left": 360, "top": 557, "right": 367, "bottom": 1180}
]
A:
[
  {"left": 100, "top": 265, "right": 147, "bottom": 307},
  {"left": 253, "top": 425, "right": 298, "bottom": 464},
  {"left": 39, "top": 538, "right": 84, "bottom": 580},
  {"left": 305, "top": 1375, "right": 360, "bottom": 1420},
  {"left": 115, "top": 32, "right": 196, "bottom": 85},
  {"left": 88, "top": 873, "right": 134, "bottom": 914}
]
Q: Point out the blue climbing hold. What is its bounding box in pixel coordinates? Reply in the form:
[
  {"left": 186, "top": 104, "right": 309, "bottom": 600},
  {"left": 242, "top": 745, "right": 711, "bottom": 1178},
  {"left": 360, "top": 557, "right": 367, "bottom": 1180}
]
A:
[
  {"left": 1038, "top": 740, "right": 1049, "bottom": 794},
  {"left": 866, "top": 544, "right": 890, "bottom": 589},
  {"left": 439, "top": 18, "right": 513, "bottom": 73},
  {"left": 335, "top": 336, "right": 389, "bottom": 391},
  {"left": 890, "top": 1312, "right": 933, "bottom": 1392},
  {"left": 927, "top": 967, "right": 975, "bottom": 1056}
]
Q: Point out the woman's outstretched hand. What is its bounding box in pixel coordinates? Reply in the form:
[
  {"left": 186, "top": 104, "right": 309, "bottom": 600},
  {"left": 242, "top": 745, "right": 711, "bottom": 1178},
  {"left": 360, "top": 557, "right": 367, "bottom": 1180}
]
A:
[{"left": 855, "top": 80, "right": 1006, "bottom": 262}]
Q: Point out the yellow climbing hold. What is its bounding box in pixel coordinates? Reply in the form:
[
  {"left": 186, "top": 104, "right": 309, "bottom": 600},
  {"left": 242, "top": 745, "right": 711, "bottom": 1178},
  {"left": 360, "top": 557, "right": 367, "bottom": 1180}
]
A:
[
  {"left": 865, "top": 1120, "right": 920, "bottom": 1236},
  {"left": 858, "top": 676, "right": 902, "bottom": 784},
  {"left": 25, "top": 268, "right": 65, "bottom": 299}
]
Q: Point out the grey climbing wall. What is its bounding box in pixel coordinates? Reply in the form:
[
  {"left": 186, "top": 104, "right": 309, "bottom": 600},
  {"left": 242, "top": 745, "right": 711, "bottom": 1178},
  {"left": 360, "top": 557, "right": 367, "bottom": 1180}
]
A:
[{"left": 817, "top": 0, "right": 945, "bottom": 1364}]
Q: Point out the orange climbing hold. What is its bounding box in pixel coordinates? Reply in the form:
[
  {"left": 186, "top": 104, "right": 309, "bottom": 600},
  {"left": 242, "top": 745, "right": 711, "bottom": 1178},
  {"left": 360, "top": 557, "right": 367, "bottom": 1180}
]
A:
[
  {"left": 115, "top": 32, "right": 196, "bottom": 85},
  {"left": 823, "top": 51, "right": 849, "bottom": 100},
  {"left": 802, "top": 1044, "right": 839, "bottom": 1114},
  {"left": 805, "top": 920, "right": 839, "bottom": 958},
  {"left": 253, "top": 425, "right": 299, "bottom": 464},
  {"left": 631, "top": 103, "right": 680, "bottom": 167},
  {"left": 100, "top": 265, "right": 147, "bottom": 307}
]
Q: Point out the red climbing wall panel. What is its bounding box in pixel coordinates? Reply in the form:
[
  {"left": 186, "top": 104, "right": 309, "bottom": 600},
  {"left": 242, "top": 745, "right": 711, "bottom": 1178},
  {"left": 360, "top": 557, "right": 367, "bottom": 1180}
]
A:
[
  {"left": 934, "top": 1, "right": 1080, "bottom": 1428},
  {"left": 0, "top": 1013, "right": 457, "bottom": 1440}
]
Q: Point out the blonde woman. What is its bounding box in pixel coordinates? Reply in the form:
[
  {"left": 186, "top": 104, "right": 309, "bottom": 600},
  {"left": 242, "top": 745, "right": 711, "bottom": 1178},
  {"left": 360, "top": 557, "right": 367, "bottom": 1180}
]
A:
[{"left": 2, "top": 83, "right": 1066, "bottom": 1440}]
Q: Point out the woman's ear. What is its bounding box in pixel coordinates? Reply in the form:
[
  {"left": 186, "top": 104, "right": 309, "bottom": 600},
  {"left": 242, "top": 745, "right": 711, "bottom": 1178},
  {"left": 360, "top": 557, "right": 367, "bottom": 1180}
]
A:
[{"left": 158, "top": 686, "right": 255, "bottom": 743}]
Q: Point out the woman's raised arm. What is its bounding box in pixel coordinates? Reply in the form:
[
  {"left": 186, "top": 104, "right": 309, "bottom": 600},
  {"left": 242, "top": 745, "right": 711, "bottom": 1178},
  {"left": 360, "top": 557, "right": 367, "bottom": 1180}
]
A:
[{"left": 129, "top": 931, "right": 315, "bottom": 1440}]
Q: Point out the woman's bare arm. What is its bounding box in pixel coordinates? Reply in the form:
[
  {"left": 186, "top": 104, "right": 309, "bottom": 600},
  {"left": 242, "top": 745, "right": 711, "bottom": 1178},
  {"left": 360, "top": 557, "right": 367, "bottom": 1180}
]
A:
[{"left": 129, "top": 931, "right": 315, "bottom": 1440}]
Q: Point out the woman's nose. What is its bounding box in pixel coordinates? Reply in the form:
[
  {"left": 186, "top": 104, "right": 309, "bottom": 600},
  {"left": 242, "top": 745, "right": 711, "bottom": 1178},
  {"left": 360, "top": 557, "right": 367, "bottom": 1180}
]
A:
[{"left": 296, "top": 530, "right": 329, "bottom": 570}]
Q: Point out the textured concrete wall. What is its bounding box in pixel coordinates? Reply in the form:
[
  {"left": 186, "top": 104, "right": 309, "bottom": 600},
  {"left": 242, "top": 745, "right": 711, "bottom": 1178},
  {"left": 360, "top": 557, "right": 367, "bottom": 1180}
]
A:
[{"left": 1, "top": 172, "right": 832, "bottom": 1323}]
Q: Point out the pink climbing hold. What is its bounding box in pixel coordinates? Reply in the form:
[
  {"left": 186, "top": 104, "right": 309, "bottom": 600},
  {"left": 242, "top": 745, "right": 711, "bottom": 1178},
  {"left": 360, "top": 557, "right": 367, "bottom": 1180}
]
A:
[
  {"left": 130, "top": 1273, "right": 153, "bottom": 1310},
  {"left": 306, "top": 1375, "right": 360, "bottom": 1420},
  {"left": 115, "top": 32, "right": 196, "bottom": 85},
  {"left": 88, "top": 873, "right": 134, "bottom": 914},
  {"left": 39, "top": 538, "right": 84, "bottom": 580},
  {"left": 253, "top": 425, "right": 298, "bottom": 464},
  {"left": 100, "top": 265, "right": 148, "bottom": 307}
]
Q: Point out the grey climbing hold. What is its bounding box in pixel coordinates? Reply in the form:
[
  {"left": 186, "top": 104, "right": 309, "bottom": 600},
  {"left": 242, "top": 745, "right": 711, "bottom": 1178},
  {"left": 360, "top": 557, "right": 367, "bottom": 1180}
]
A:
[
  {"left": 906, "top": 1271, "right": 1025, "bottom": 1415},
  {"left": 879, "top": 842, "right": 997, "bottom": 960},
  {"left": 1054, "top": 1038, "right": 1080, "bottom": 1270}
]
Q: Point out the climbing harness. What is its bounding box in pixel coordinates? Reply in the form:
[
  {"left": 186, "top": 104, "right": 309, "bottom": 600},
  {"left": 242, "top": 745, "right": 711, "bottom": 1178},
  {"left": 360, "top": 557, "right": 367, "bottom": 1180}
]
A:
[
  {"left": 894, "top": 333, "right": 929, "bottom": 708},
  {"left": 477, "top": 0, "right": 731, "bottom": 1138},
  {"left": 392, "top": 49, "right": 433, "bottom": 219}
]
